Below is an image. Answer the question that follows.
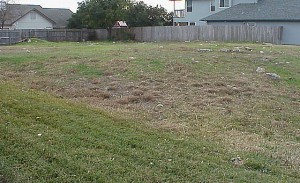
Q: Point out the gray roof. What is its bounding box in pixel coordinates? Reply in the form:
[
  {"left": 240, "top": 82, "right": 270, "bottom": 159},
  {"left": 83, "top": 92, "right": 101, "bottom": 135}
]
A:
[
  {"left": 202, "top": 0, "right": 300, "bottom": 22},
  {"left": 42, "top": 8, "right": 73, "bottom": 28},
  {"left": 5, "top": 4, "right": 73, "bottom": 28}
]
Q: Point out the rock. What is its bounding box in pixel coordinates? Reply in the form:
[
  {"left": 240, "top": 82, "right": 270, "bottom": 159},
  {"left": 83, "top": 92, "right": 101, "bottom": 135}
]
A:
[
  {"left": 157, "top": 104, "right": 164, "bottom": 108},
  {"left": 266, "top": 73, "right": 281, "bottom": 80},
  {"left": 260, "top": 51, "right": 264, "bottom": 54},
  {"left": 159, "top": 46, "right": 164, "bottom": 48},
  {"left": 191, "top": 58, "right": 199, "bottom": 63},
  {"left": 256, "top": 67, "right": 265, "bottom": 73},
  {"left": 231, "top": 157, "right": 243, "bottom": 166},
  {"left": 233, "top": 47, "right": 241, "bottom": 52},
  {"left": 262, "top": 43, "right": 273, "bottom": 47},
  {"left": 244, "top": 47, "right": 253, "bottom": 51},
  {"left": 260, "top": 57, "right": 271, "bottom": 62},
  {"left": 198, "top": 49, "right": 212, "bottom": 52},
  {"left": 128, "top": 57, "right": 135, "bottom": 60},
  {"left": 26, "top": 50, "right": 30, "bottom": 53},
  {"left": 220, "top": 48, "right": 231, "bottom": 52}
]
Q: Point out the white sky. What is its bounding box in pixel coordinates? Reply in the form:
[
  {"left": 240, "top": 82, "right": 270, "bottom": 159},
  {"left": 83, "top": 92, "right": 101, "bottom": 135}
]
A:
[{"left": 15, "top": 0, "right": 185, "bottom": 13}]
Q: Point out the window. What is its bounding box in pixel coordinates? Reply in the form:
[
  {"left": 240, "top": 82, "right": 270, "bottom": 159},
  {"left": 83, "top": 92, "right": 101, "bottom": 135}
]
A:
[
  {"left": 220, "top": 0, "right": 230, "bottom": 8},
  {"left": 30, "top": 12, "right": 36, "bottom": 20},
  {"left": 174, "top": 10, "right": 185, "bottom": 18},
  {"left": 190, "top": 22, "right": 196, "bottom": 26},
  {"left": 175, "top": 22, "right": 188, "bottom": 26},
  {"left": 211, "top": 0, "right": 215, "bottom": 11},
  {"left": 187, "top": 0, "right": 192, "bottom": 12}
]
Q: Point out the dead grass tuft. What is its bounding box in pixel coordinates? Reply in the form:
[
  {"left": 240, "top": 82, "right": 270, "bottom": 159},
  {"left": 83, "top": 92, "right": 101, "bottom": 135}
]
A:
[
  {"left": 214, "top": 81, "right": 227, "bottom": 87},
  {"left": 90, "top": 78, "right": 102, "bottom": 84},
  {"left": 231, "top": 79, "right": 249, "bottom": 86},
  {"left": 66, "top": 88, "right": 111, "bottom": 99},
  {"left": 217, "top": 97, "right": 233, "bottom": 104},
  {"left": 116, "top": 95, "right": 139, "bottom": 105},
  {"left": 106, "top": 86, "right": 118, "bottom": 91},
  {"left": 141, "top": 93, "right": 156, "bottom": 102},
  {"left": 205, "top": 89, "right": 218, "bottom": 94},
  {"left": 218, "top": 87, "right": 239, "bottom": 95},
  {"left": 191, "top": 83, "right": 203, "bottom": 88},
  {"left": 103, "top": 72, "right": 114, "bottom": 76},
  {"left": 132, "top": 89, "right": 144, "bottom": 96},
  {"left": 271, "top": 120, "right": 288, "bottom": 129}
]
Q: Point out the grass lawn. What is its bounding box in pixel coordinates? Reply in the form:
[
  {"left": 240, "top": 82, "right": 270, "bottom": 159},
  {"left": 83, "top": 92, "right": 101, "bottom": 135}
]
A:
[{"left": 0, "top": 40, "right": 300, "bottom": 182}]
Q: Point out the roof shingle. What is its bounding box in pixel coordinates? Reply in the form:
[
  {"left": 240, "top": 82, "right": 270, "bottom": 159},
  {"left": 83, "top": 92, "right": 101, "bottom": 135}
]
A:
[{"left": 202, "top": 0, "right": 300, "bottom": 22}]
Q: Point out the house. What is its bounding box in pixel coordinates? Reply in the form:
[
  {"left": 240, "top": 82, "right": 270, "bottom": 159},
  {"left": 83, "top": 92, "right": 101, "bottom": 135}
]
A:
[
  {"left": 113, "top": 21, "right": 128, "bottom": 28},
  {"left": 1, "top": 3, "right": 73, "bottom": 29},
  {"left": 201, "top": 0, "right": 300, "bottom": 44},
  {"left": 173, "top": 0, "right": 258, "bottom": 26}
]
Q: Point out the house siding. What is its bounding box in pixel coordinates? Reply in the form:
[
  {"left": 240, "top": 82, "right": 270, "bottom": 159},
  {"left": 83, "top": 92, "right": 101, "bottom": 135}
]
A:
[
  {"left": 207, "top": 21, "right": 300, "bottom": 45},
  {"left": 13, "top": 12, "right": 53, "bottom": 29},
  {"left": 174, "top": 0, "right": 259, "bottom": 26},
  {"left": 174, "top": 0, "right": 211, "bottom": 26}
]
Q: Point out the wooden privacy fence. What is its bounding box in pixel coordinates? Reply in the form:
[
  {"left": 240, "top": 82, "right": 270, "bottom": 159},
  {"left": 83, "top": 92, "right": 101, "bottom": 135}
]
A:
[
  {"left": 20, "top": 29, "right": 95, "bottom": 42},
  {"left": 132, "top": 26, "right": 283, "bottom": 44},
  {"left": 0, "top": 29, "right": 96, "bottom": 45},
  {"left": 0, "top": 25, "right": 283, "bottom": 45},
  {"left": 0, "top": 30, "right": 22, "bottom": 45}
]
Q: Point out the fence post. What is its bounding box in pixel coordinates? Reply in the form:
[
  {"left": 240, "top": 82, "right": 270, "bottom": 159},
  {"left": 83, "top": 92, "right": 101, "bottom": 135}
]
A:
[
  {"left": 65, "top": 29, "right": 67, "bottom": 41},
  {"left": 279, "top": 26, "right": 283, "bottom": 44}
]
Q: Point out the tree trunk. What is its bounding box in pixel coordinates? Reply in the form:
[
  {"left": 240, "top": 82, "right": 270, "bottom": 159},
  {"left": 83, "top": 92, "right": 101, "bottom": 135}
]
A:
[{"left": 107, "top": 27, "right": 113, "bottom": 40}]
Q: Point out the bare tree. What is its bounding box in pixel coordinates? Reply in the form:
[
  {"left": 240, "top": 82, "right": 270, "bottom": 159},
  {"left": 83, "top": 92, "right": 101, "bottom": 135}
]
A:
[{"left": 0, "top": 0, "right": 15, "bottom": 29}]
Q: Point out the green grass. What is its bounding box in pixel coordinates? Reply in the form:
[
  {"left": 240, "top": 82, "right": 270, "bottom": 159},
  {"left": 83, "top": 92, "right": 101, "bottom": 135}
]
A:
[
  {"left": 1, "top": 40, "right": 300, "bottom": 182},
  {"left": 1, "top": 82, "right": 299, "bottom": 182},
  {"left": 66, "top": 63, "right": 103, "bottom": 77}
]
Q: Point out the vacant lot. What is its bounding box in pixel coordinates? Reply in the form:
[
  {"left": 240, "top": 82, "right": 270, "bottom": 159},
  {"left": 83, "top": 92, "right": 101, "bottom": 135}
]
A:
[{"left": 1, "top": 40, "right": 300, "bottom": 182}]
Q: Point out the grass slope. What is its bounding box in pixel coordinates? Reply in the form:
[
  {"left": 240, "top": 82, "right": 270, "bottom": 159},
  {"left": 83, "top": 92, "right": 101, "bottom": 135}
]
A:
[
  {"left": 0, "top": 40, "right": 300, "bottom": 182},
  {"left": 1, "top": 82, "right": 299, "bottom": 182}
]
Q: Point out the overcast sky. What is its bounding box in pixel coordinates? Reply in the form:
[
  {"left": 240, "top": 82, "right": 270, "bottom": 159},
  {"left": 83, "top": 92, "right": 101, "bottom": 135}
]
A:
[{"left": 16, "top": 0, "right": 185, "bottom": 12}]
